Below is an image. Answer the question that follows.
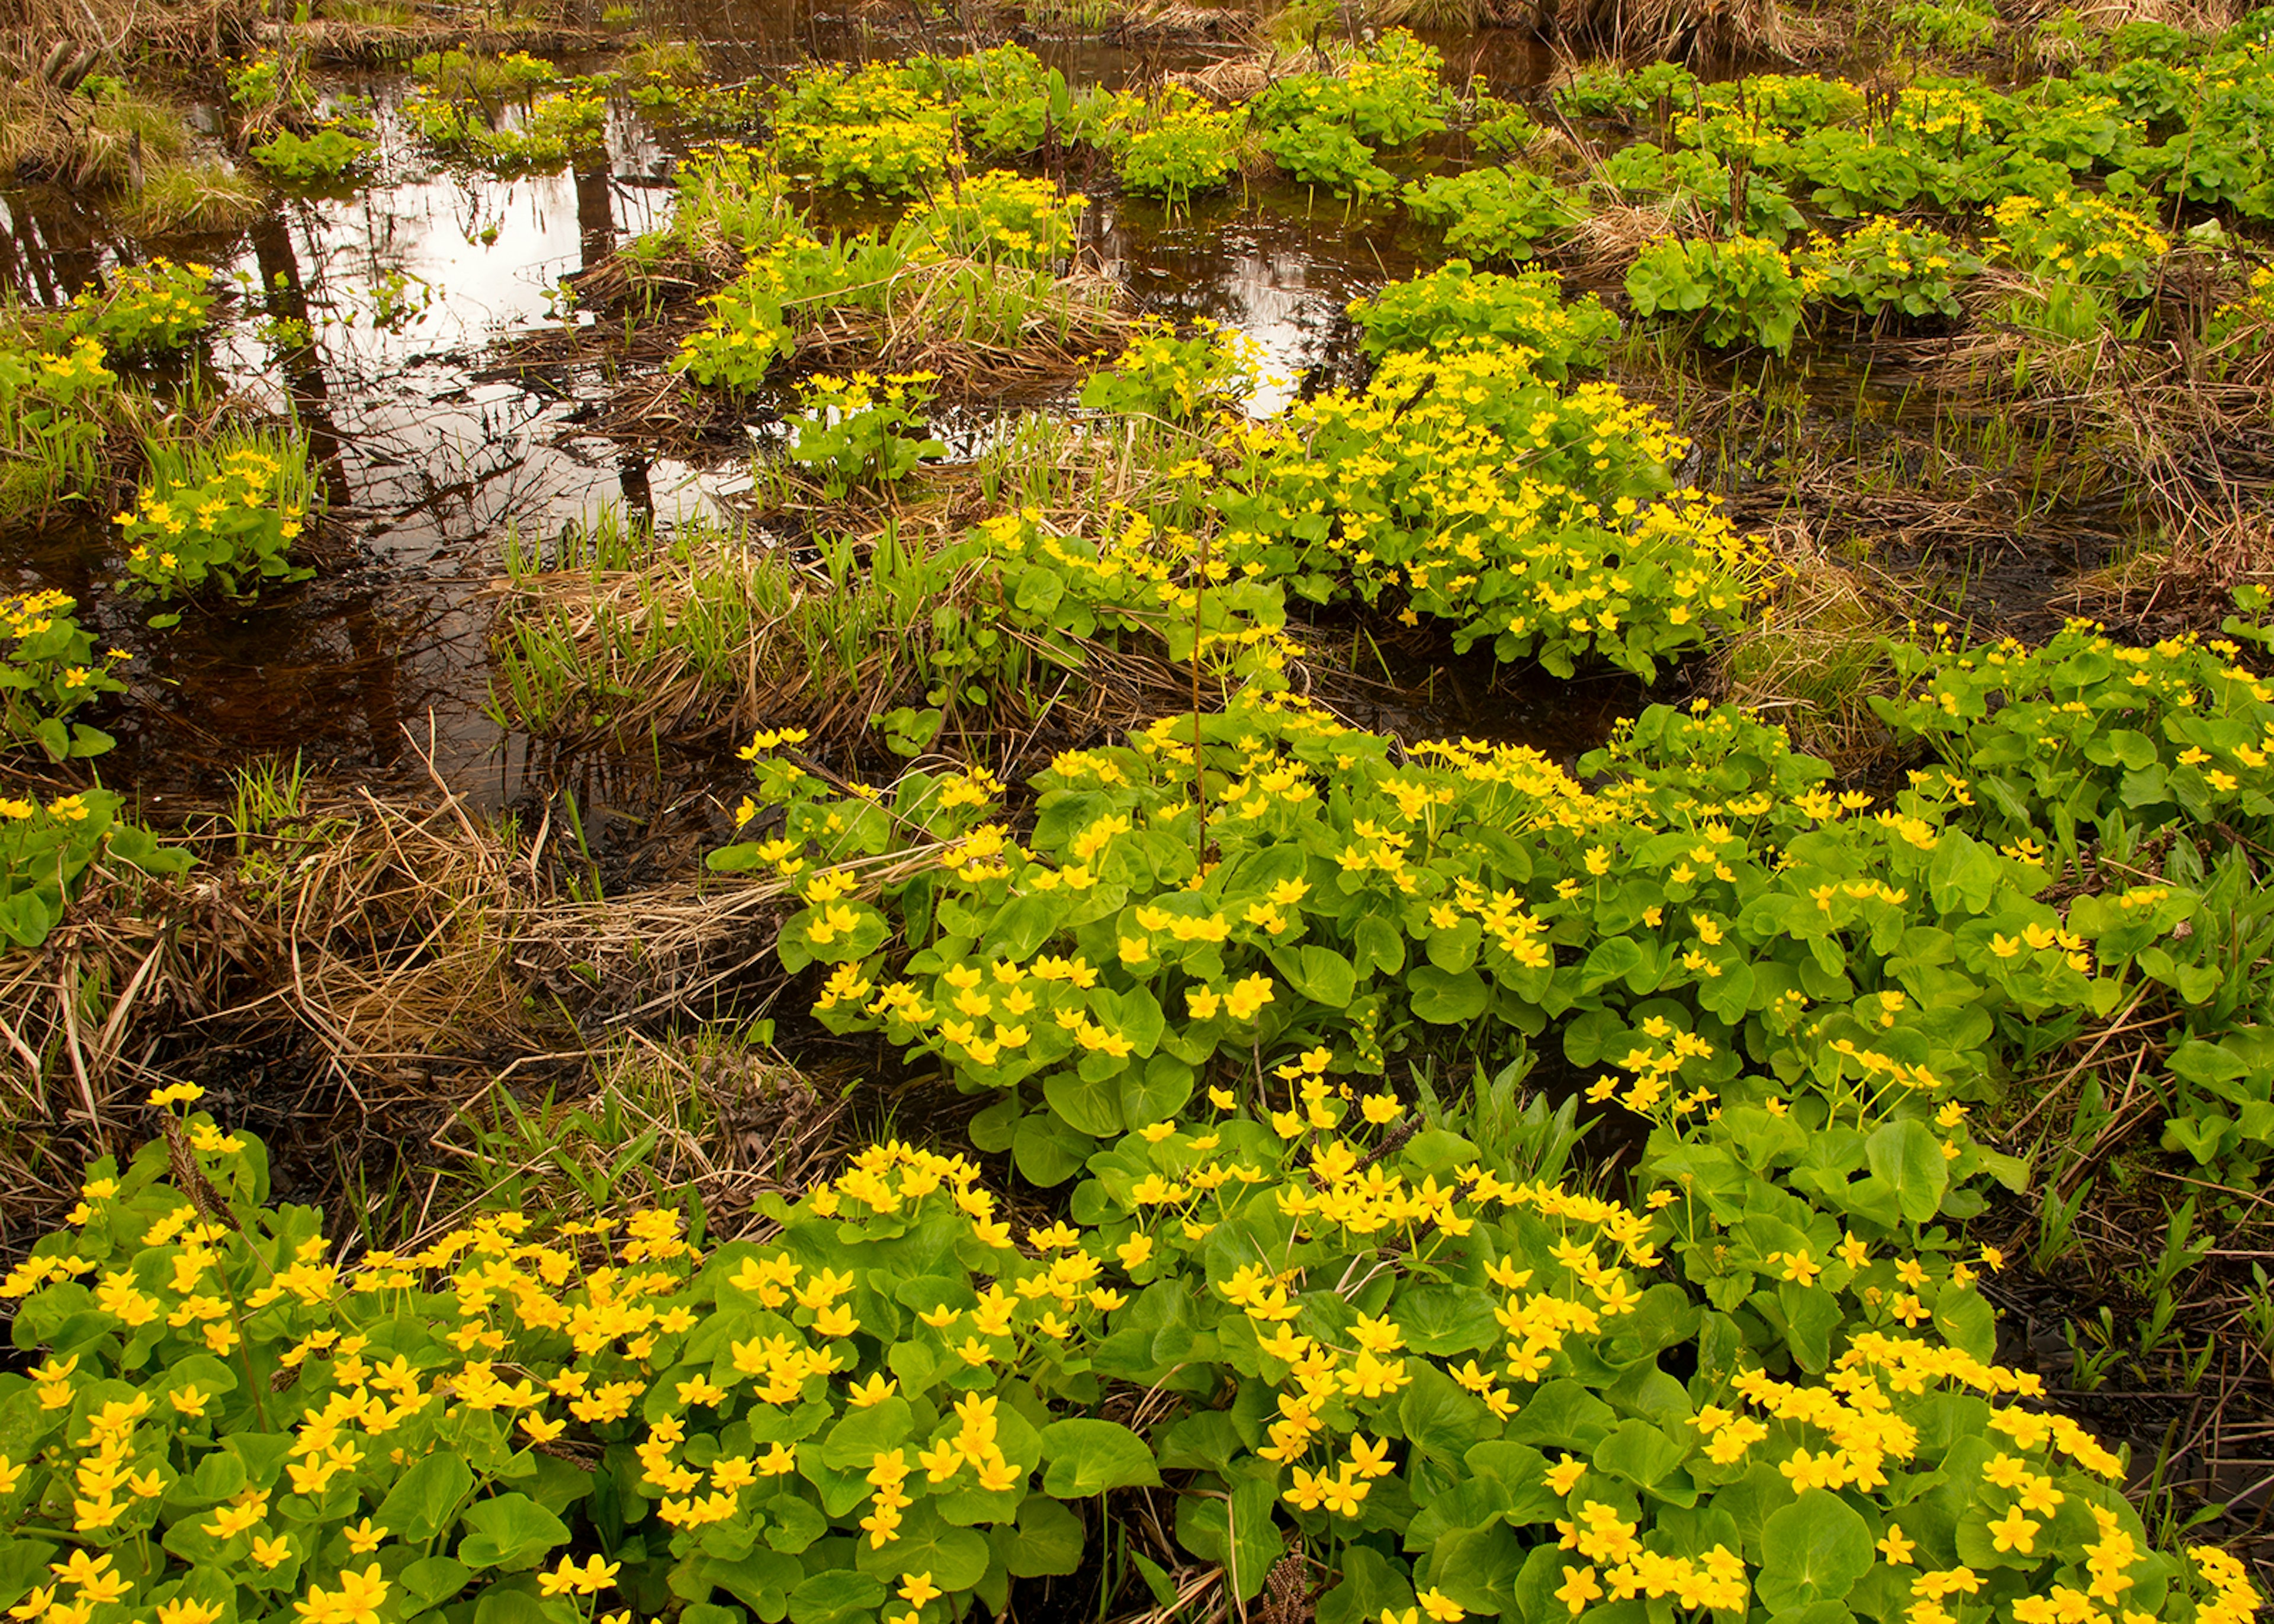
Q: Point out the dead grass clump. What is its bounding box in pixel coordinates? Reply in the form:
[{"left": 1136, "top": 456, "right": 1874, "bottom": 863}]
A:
[
  {"left": 0, "top": 0, "right": 259, "bottom": 66},
  {"left": 1171, "top": 46, "right": 1281, "bottom": 101},
  {"left": 117, "top": 157, "right": 268, "bottom": 236},
  {"left": 798, "top": 263, "right": 1127, "bottom": 384},
  {"left": 0, "top": 761, "right": 815, "bottom": 1236},
  {"left": 412, "top": 1032, "right": 855, "bottom": 1245},
  {"left": 2009, "top": 0, "right": 2242, "bottom": 30},
  {"left": 487, "top": 519, "right": 1194, "bottom": 750},
  {"left": 2074, "top": 509, "right": 2274, "bottom": 629},
  {"left": 271, "top": 0, "right": 601, "bottom": 62},
  {"left": 579, "top": 262, "right": 1126, "bottom": 449},
  {"left": 0, "top": 78, "right": 190, "bottom": 188},
  {"left": 1708, "top": 520, "right": 1912, "bottom": 769},
  {"left": 1562, "top": 196, "right": 1688, "bottom": 283},
  {"left": 1530, "top": 0, "right": 1792, "bottom": 60}
]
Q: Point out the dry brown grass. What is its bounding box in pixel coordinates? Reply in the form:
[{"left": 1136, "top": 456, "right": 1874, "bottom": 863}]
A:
[
  {"left": 409, "top": 1033, "right": 857, "bottom": 1247},
  {"left": 0, "top": 0, "right": 259, "bottom": 66},
  {"left": 568, "top": 256, "right": 1126, "bottom": 430},
  {"left": 1171, "top": 45, "right": 1281, "bottom": 101},
  {"left": 1561, "top": 197, "right": 1691, "bottom": 283},
  {"left": 0, "top": 752, "right": 826, "bottom": 1241},
  {"left": 486, "top": 488, "right": 1238, "bottom": 753},
  {"left": 802, "top": 264, "right": 1127, "bottom": 382},
  {"left": 1704, "top": 519, "right": 1922, "bottom": 768},
  {"left": 2009, "top": 0, "right": 2243, "bottom": 29},
  {"left": 1527, "top": 0, "right": 1794, "bottom": 60},
  {"left": 2073, "top": 508, "right": 2274, "bottom": 629}
]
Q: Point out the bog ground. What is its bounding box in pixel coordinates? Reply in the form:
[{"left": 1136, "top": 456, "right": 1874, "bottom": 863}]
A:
[{"left": 4, "top": 2, "right": 2274, "bottom": 1623}]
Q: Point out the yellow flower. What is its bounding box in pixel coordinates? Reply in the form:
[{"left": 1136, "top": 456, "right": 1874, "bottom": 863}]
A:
[
  {"left": 538, "top": 1555, "right": 621, "bottom": 1597},
  {"left": 899, "top": 1574, "right": 943, "bottom": 1608},
  {"left": 1555, "top": 1566, "right": 1602, "bottom": 1616},
  {"left": 1987, "top": 1505, "right": 2039, "bottom": 1555}
]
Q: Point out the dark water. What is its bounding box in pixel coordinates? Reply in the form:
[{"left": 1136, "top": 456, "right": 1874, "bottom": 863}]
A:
[{"left": 0, "top": 11, "right": 1567, "bottom": 822}]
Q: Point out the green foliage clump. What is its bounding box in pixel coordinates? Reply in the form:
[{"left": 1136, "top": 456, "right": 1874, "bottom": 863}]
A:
[
  {"left": 1596, "top": 143, "right": 1806, "bottom": 241},
  {"left": 1892, "top": 0, "right": 1996, "bottom": 54},
  {"left": 1463, "top": 88, "right": 1538, "bottom": 156},
  {"left": 1626, "top": 235, "right": 1808, "bottom": 355},
  {"left": 903, "top": 171, "right": 1084, "bottom": 263},
  {"left": 249, "top": 128, "right": 376, "bottom": 184},
  {"left": 1249, "top": 30, "right": 1449, "bottom": 147},
  {"left": 787, "top": 373, "right": 948, "bottom": 498},
  {"left": 1263, "top": 117, "right": 1396, "bottom": 198},
  {"left": 1114, "top": 104, "right": 1243, "bottom": 205},
  {"left": 25, "top": 1066, "right": 2264, "bottom": 1624},
  {"left": 1346, "top": 262, "right": 1619, "bottom": 377},
  {"left": 1554, "top": 59, "right": 1698, "bottom": 120},
  {"left": 628, "top": 143, "right": 808, "bottom": 271},
  {"left": 115, "top": 430, "right": 320, "bottom": 612},
  {"left": 1, "top": 589, "right": 124, "bottom": 763},
  {"left": 0, "top": 332, "right": 118, "bottom": 511},
  {"left": 226, "top": 52, "right": 311, "bottom": 114},
  {"left": 673, "top": 275, "right": 796, "bottom": 393},
  {"left": 1, "top": 786, "right": 186, "bottom": 946},
  {"left": 1217, "top": 340, "right": 1761, "bottom": 676},
  {"left": 672, "top": 236, "right": 891, "bottom": 393},
  {"left": 409, "top": 47, "right": 560, "bottom": 99},
  {"left": 1796, "top": 217, "right": 1981, "bottom": 320},
  {"left": 1075, "top": 318, "right": 1265, "bottom": 423},
  {"left": 721, "top": 686, "right": 2047, "bottom": 1223},
  {"left": 69, "top": 259, "right": 214, "bottom": 354},
  {"left": 908, "top": 46, "right": 1101, "bottom": 159},
  {"left": 1984, "top": 190, "right": 2170, "bottom": 296},
  {"left": 775, "top": 114, "right": 956, "bottom": 197},
  {"left": 772, "top": 66, "right": 959, "bottom": 197},
  {"left": 1402, "top": 168, "right": 1581, "bottom": 262},
  {"left": 1871, "top": 619, "right": 2274, "bottom": 1173}
]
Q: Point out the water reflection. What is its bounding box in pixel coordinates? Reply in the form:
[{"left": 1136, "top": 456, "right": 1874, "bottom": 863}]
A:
[{"left": 0, "top": 22, "right": 1568, "bottom": 811}]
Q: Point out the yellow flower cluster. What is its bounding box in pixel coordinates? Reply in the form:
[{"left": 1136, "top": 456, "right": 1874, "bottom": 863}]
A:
[
  {"left": 1220, "top": 339, "right": 1762, "bottom": 670},
  {"left": 30, "top": 335, "right": 114, "bottom": 391},
  {"left": 1553, "top": 1501, "right": 1748, "bottom": 1613},
  {"left": 1, "top": 588, "right": 72, "bottom": 641},
  {"left": 904, "top": 169, "right": 1085, "bottom": 260},
  {"left": 1985, "top": 191, "right": 2170, "bottom": 291}
]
